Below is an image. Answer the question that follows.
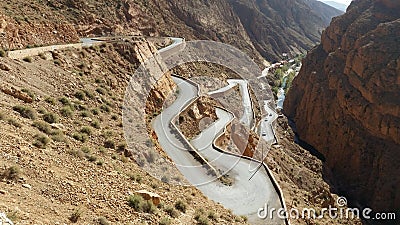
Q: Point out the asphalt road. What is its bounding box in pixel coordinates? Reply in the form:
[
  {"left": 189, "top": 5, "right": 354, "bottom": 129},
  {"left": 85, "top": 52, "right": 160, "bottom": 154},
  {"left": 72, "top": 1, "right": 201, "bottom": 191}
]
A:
[
  {"left": 208, "top": 79, "right": 253, "bottom": 127},
  {"left": 152, "top": 39, "right": 285, "bottom": 224}
]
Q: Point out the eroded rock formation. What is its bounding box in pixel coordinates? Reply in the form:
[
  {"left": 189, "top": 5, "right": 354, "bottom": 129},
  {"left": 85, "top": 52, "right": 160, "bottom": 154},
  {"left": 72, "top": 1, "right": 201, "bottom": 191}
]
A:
[{"left": 284, "top": 0, "right": 400, "bottom": 214}]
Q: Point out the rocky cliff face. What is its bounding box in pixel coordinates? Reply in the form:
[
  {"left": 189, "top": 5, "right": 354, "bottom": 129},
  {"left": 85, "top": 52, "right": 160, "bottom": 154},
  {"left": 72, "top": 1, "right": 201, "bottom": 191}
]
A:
[
  {"left": 284, "top": 0, "right": 400, "bottom": 214},
  {"left": 0, "top": 0, "right": 340, "bottom": 62},
  {"left": 228, "top": 0, "right": 343, "bottom": 61}
]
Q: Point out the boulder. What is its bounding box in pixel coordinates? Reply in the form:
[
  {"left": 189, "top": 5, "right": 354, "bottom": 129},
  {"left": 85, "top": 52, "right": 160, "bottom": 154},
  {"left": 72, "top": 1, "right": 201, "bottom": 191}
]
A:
[{"left": 135, "top": 190, "right": 161, "bottom": 206}]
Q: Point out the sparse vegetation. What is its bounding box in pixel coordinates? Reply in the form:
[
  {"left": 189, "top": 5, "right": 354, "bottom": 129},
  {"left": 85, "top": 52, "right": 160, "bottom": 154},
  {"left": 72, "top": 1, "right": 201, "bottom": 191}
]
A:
[
  {"left": 43, "top": 112, "right": 59, "bottom": 123},
  {"left": 32, "top": 120, "right": 51, "bottom": 134},
  {"left": 80, "top": 126, "right": 92, "bottom": 136},
  {"left": 13, "top": 105, "right": 36, "bottom": 119},
  {"left": 60, "top": 106, "right": 74, "bottom": 117},
  {"left": 72, "top": 132, "right": 88, "bottom": 143},
  {"left": 91, "top": 119, "right": 101, "bottom": 129},
  {"left": 164, "top": 205, "right": 179, "bottom": 218},
  {"left": 127, "top": 194, "right": 156, "bottom": 213},
  {"left": 21, "top": 88, "right": 36, "bottom": 100},
  {"left": 1, "top": 165, "right": 21, "bottom": 180},
  {"left": 174, "top": 200, "right": 187, "bottom": 213},
  {"left": 74, "top": 90, "right": 86, "bottom": 100},
  {"left": 7, "top": 118, "right": 22, "bottom": 128},
  {"left": 159, "top": 217, "right": 171, "bottom": 225},
  {"left": 59, "top": 97, "right": 71, "bottom": 106},
  {"left": 194, "top": 208, "right": 210, "bottom": 225},
  {"left": 33, "top": 133, "right": 50, "bottom": 148}
]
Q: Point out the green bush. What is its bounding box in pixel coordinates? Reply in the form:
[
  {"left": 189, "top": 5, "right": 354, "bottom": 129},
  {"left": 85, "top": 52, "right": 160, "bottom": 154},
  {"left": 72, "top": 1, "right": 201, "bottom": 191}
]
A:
[
  {"left": 37, "top": 107, "right": 47, "bottom": 114},
  {"left": 59, "top": 97, "right": 71, "bottom": 105},
  {"left": 32, "top": 120, "right": 51, "bottom": 134},
  {"left": 117, "top": 142, "right": 127, "bottom": 152},
  {"left": 127, "top": 194, "right": 143, "bottom": 211},
  {"left": 80, "top": 126, "right": 92, "bottom": 135},
  {"left": 159, "top": 217, "right": 171, "bottom": 225},
  {"left": 164, "top": 205, "right": 179, "bottom": 218},
  {"left": 21, "top": 88, "right": 36, "bottom": 100},
  {"left": 74, "top": 91, "right": 86, "bottom": 100},
  {"left": 43, "top": 112, "right": 58, "bottom": 123},
  {"left": 51, "top": 134, "right": 68, "bottom": 143},
  {"left": 7, "top": 118, "right": 22, "bottom": 128},
  {"left": 80, "top": 110, "right": 91, "bottom": 118},
  {"left": 100, "top": 104, "right": 110, "bottom": 113},
  {"left": 33, "top": 133, "right": 50, "bottom": 148},
  {"left": 174, "top": 200, "right": 187, "bottom": 213},
  {"left": 45, "top": 96, "right": 56, "bottom": 105},
  {"left": 72, "top": 133, "right": 88, "bottom": 143},
  {"left": 83, "top": 90, "right": 94, "bottom": 99},
  {"left": 127, "top": 194, "right": 156, "bottom": 213},
  {"left": 60, "top": 106, "right": 73, "bottom": 117},
  {"left": 81, "top": 146, "right": 91, "bottom": 154},
  {"left": 91, "top": 119, "right": 100, "bottom": 129},
  {"left": 85, "top": 154, "right": 97, "bottom": 162},
  {"left": 2, "top": 165, "right": 21, "bottom": 180},
  {"left": 196, "top": 215, "right": 209, "bottom": 225},
  {"left": 13, "top": 105, "right": 36, "bottom": 119},
  {"left": 96, "top": 87, "right": 106, "bottom": 95},
  {"left": 91, "top": 108, "right": 100, "bottom": 115},
  {"left": 141, "top": 199, "right": 157, "bottom": 213}
]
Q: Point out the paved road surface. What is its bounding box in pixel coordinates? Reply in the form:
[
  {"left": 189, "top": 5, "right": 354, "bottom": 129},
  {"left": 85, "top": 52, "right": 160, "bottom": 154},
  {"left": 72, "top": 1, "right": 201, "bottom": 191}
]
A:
[
  {"left": 209, "top": 79, "right": 253, "bottom": 128},
  {"left": 152, "top": 39, "right": 285, "bottom": 224}
]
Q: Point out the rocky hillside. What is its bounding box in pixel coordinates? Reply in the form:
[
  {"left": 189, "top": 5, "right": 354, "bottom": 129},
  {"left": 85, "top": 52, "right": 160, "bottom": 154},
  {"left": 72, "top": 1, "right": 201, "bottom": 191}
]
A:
[
  {"left": 228, "top": 0, "right": 342, "bottom": 60},
  {"left": 0, "top": 38, "right": 253, "bottom": 224},
  {"left": 284, "top": 0, "right": 400, "bottom": 217},
  {"left": 0, "top": 0, "right": 341, "bottom": 62}
]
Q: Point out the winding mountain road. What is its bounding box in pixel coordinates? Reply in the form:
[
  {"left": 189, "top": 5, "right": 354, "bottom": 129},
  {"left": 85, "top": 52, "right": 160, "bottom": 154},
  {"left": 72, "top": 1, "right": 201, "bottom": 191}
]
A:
[{"left": 152, "top": 39, "right": 286, "bottom": 224}]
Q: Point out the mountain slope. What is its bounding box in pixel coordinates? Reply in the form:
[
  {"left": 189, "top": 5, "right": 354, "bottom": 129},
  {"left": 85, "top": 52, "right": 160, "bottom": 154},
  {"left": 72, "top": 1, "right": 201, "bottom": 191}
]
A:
[
  {"left": 0, "top": 0, "right": 341, "bottom": 62},
  {"left": 284, "top": 0, "right": 400, "bottom": 216},
  {"left": 227, "top": 0, "right": 342, "bottom": 61}
]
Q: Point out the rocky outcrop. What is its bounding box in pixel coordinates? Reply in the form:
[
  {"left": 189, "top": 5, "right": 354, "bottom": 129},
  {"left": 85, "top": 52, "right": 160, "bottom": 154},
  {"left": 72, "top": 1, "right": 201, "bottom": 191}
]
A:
[
  {"left": 177, "top": 96, "right": 218, "bottom": 139},
  {"left": 0, "top": 14, "right": 79, "bottom": 50},
  {"left": 284, "top": 0, "right": 400, "bottom": 214}
]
